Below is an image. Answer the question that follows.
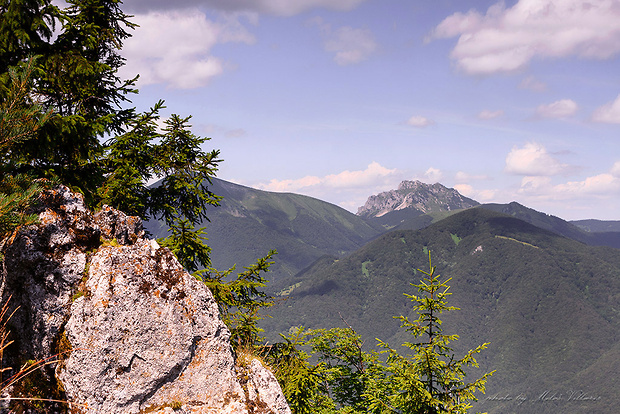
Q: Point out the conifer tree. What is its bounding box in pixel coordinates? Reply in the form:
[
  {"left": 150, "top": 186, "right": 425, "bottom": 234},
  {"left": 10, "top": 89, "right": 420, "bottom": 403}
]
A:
[
  {"left": 366, "top": 251, "right": 494, "bottom": 414},
  {"left": 0, "top": 60, "right": 50, "bottom": 245},
  {"left": 1, "top": 2, "right": 275, "bottom": 351},
  {"left": 1, "top": 0, "right": 137, "bottom": 202}
]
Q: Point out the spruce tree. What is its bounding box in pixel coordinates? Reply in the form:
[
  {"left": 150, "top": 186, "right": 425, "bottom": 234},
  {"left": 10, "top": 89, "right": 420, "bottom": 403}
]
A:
[
  {"left": 0, "top": 60, "right": 50, "bottom": 245},
  {"left": 1, "top": 0, "right": 136, "bottom": 202},
  {"left": 366, "top": 252, "right": 494, "bottom": 414}
]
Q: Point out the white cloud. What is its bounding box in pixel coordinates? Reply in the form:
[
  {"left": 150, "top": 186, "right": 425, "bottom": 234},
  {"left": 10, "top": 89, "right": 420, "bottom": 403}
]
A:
[
  {"left": 478, "top": 109, "right": 504, "bottom": 120},
  {"left": 430, "top": 0, "right": 620, "bottom": 75},
  {"left": 592, "top": 94, "right": 620, "bottom": 123},
  {"left": 453, "top": 183, "right": 474, "bottom": 197},
  {"left": 407, "top": 115, "right": 434, "bottom": 127},
  {"left": 505, "top": 142, "right": 571, "bottom": 176},
  {"left": 423, "top": 167, "right": 443, "bottom": 183},
  {"left": 257, "top": 162, "right": 399, "bottom": 193},
  {"left": 535, "top": 99, "right": 578, "bottom": 118},
  {"left": 519, "top": 76, "right": 547, "bottom": 92},
  {"left": 126, "top": 0, "right": 366, "bottom": 16},
  {"left": 119, "top": 10, "right": 255, "bottom": 89},
  {"left": 554, "top": 173, "right": 620, "bottom": 195},
  {"left": 311, "top": 18, "right": 377, "bottom": 65},
  {"left": 517, "top": 169, "right": 620, "bottom": 201},
  {"left": 454, "top": 184, "right": 497, "bottom": 201}
]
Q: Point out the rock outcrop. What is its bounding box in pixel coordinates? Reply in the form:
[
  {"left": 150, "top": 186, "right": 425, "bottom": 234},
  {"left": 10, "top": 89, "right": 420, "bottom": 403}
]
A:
[
  {"left": 0, "top": 186, "right": 290, "bottom": 414},
  {"left": 357, "top": 180, "right": 479, "bottom": 218}
]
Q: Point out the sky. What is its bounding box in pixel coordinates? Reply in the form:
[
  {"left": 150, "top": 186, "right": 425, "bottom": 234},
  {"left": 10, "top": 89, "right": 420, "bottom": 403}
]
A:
[{"left": 117, "top": 0, "right": 620, "bottom": 220}]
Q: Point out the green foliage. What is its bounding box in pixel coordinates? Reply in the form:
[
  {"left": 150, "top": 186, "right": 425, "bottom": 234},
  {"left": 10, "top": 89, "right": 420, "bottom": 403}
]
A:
[
  {"left": 1, "top": 0, "right": 137, "bottom": 202},
  {"left": 98, "top": 101, "right": 222, "bottom": 224},
  {"left": 267, "top": 253, "right": 493, "bottom": 414},
  {"left": 158, "top": 220, "right": 212, "bottom": 273},
  {"left": 366, "top": 252, "right": 494, "bottom": 414},
  {"left": 0, "top": 60, "right": 51, "bottom": 244},
  {"left": 264, "top": 327, "right": 339, "bottom": 414},
  {"left": 198, "top": 251, "right": 277, "bottom": 350},
  {"left": 1, "top": 0, "right": 222, "bottom": 268}
]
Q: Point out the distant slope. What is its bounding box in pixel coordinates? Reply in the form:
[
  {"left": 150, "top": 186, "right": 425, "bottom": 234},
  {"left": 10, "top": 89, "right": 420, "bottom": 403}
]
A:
[
  {"left": 263, "top": 208, "right": 620, "bottom": 414},
  {"left": 145, "top": 177, "right": 383, "bottom": 281},
  {"left": 481, "top": 202, "right": 620, "bottom": 248},
  {"left": 571, "top": 219, "right": 620, "bottom": 232}
]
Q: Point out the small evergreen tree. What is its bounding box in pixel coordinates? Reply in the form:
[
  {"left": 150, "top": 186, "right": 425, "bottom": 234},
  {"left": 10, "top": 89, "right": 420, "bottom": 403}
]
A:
[
  {"left": 366, "top": 251, "right": 494, "bottom": 414},
  {"left": 268, "top": 252, "right": 494, "bottom": 414}
]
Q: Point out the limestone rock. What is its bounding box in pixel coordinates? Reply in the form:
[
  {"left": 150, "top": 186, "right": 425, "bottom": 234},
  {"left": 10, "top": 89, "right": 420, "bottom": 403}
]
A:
[
  {"left": 357, "top": 180, "right": 479, "bottom": 218},
  {"left": 0, "top": 185, "right": 290, "bottom": 414}
]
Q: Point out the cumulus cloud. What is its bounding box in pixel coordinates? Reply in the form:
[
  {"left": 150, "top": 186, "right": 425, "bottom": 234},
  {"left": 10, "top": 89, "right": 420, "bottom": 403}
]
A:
[
  {"left": 478, "top": 109, "right": 504, "bottom": 120},
  {"left": 119, "top": 10, "right": 255, "bottom": 89},
  {"left": 125, "top": 0, "right": 366, "bottom": 16},
  {"left": 453, "top": 184, "right": 497, "bottom": 201},
  {"left": 554, "top": 173, "right": 620, "bottom": 195},
  {"left": 311, "top": 18, "right": 377, "bottom": 65},
  {"left": 535, "top": 99, "right": 578, "bottom": 118},
  {"left": 505, "top": 142, "right": 571, "bottom": 176},
  {"left": 592, "top": 94, "right": 620, "bottom": 123},
  {"left": 257, "top": 161, "right": 398, "bottom": 193},
  {"left": 407, "top": 115, "right": 434, "bottom": 127},
  {"left": 429, "top": 0, "right": 620, "bottom": 75},
  {"left": 423, "top": 167, "right": 443, "bottom": 183},
  {"left": 517, "top": 167, "right": 620, "bottom": 201}
]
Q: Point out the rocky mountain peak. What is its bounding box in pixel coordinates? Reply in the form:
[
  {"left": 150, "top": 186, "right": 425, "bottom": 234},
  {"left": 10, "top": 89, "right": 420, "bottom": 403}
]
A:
[
  {"left": 0, "top": 185, "right": 290, "bottom": 414},
  {"left": 357, "top": 180, "right": 479, "bottom": 218}
]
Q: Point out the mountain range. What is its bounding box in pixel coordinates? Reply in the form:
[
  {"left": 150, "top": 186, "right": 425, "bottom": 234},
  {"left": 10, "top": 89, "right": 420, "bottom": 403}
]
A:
[
  {"left": 146, "top": 179, "right": 620, "bottom": 278},
  {"left": 147, "top": 177, "right": 620, "bottom": 413},
  {"left": 262, "top": 207, "right": 620, "bottom": 414}
]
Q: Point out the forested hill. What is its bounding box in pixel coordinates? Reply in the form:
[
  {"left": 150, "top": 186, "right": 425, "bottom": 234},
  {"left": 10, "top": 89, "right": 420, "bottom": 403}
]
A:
[
  {"left": 262, "top": 207, "right": 620, "bottom": 414},
  {"left": 145, "top": 177, "right": 384, "bottom": 281}
]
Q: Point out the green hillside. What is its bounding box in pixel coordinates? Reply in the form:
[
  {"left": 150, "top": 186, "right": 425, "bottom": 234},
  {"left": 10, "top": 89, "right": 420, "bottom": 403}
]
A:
[
  {"left": 145, "top": 178, "right": 384, "bottom": 281},
  {"left": 262, "top": 208, "right": 620, "bottom": 414},
  {"left": 383, "top": 201, "right": 620, "bottom": 249},
  {"left": 481, "top": 202, "right": 620, "bottom": 248}
]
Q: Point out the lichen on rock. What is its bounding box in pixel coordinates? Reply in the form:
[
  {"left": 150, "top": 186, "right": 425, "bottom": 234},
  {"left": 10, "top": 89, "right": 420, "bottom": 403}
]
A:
[{"left": 0, "top": 185, "right": 290, "bottom": 414}]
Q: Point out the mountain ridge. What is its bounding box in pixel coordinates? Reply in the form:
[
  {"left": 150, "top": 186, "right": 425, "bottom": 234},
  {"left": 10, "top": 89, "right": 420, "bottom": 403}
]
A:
[
  {"left": 261, "top": 207, "right": 620, "bottom": 414},
  {"left": 146, "top": 177, "right": 384, "bottom": 281}
]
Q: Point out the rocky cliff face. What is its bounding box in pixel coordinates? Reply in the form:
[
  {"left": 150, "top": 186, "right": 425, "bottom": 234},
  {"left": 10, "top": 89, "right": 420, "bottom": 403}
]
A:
[
  {"left": 357, "top": 180, "right": 479, "bottom": 218},
  {"left": 0, "top": 186, "right": 290, "bottom": 414}
]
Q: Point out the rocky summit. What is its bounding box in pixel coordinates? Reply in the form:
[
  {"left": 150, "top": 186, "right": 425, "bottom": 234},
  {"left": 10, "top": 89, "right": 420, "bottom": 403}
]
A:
[
  {"left": 0, "top": 186, "right": 290, "bottom": 414},
  {"left": 357, "top": 180, "right": 479, "bottom": 218}
]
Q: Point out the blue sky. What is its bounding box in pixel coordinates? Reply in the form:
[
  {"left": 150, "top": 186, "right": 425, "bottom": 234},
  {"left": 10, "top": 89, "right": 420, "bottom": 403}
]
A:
[{"left": 120, "top": 0, "right": 620, "bottom": 220}]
